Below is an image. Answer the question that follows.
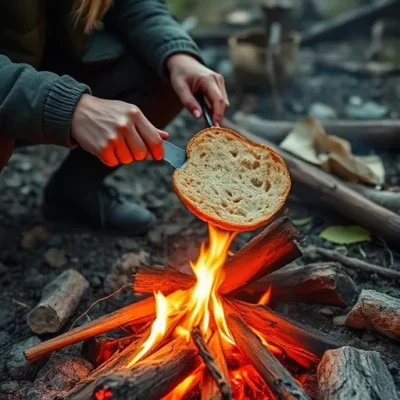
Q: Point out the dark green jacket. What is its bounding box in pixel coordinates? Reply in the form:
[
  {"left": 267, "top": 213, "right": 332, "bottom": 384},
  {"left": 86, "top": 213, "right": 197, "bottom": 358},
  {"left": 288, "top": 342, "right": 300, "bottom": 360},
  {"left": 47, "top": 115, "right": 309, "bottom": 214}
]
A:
[{"left": 0, "top": 0, "right": 201, "bottom": 170}]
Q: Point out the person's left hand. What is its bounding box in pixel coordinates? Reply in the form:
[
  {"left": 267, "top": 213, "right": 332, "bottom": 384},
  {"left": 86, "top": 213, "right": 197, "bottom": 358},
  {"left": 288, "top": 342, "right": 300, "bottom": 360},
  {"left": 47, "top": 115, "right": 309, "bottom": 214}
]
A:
[{"left": 167, "top": 53, "right": 229, "bottom": 125}]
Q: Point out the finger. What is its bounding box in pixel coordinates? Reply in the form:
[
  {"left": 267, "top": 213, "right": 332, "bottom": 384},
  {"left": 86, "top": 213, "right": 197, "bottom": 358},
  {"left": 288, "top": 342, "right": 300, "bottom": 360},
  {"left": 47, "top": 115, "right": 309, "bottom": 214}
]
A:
[
  {"left": 159, "top": 130, "right": 169, "bottom": 140},
  {"left": 124, "top": 122, "right": 148, "bottom": 161},
  {"left": 173, "top": 80, "right": 202, "bottom": 119},
  {"left": 113, "top": 137, "right": 134, "bottom": 164},
  {"left": 215, "top": 74, "right": 229, "bottom": 112},
  {"left": 99, "top": 144, "right": 119, "bottom": 167},
  {"left": 135, "top": 115, "right": 165, "bottom": 161},
  {"left": 201, "top": 79, "right": 225, "bottom": 125}
]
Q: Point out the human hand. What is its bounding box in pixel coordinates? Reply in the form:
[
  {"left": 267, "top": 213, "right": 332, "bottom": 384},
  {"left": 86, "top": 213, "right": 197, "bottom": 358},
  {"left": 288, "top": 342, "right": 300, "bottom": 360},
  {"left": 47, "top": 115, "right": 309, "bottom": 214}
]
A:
[
  {"left": 167, "top": 54, "right": 229, "bottom": 125},
  {"left": 71, "top": 95, "right": 168, "bottom": 166}
]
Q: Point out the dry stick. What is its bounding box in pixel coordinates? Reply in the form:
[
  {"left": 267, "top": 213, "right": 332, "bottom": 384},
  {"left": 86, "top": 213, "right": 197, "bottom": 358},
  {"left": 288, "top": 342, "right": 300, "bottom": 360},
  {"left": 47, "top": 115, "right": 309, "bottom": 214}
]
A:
[
  {"left": 200, "top": 331, "right": 231, "bottom": 400},
  {"left": 225, "top": 118, "right": 400, "bottom": 245},
  {"left": 67, "top": 337, "right": 200, "bottom": 400},
  {"left": 24, "top": 296, "right": 156, "bottom": 362},
  {"left": 304, "top": 246, "right": 400, "bottom": 280},
  {"left": 229, "top": 298, "right": 344, "bottom": 365},
  {"left": 235, "top": 262, "right": 359, "bottom": 308},
  {"left": 224, "top": 301, "right": 310, "bottom": 400},
  {"left": 233, "top": 111, "right": 400, "bottom": 150},
  {"left": 191, "top": 327, "right": 232, "bottom": 400},
  {"left": 26, "top": 217, "right": 301, "bottom": 363},
  {"left": 300, "top": 0, "right": 400, "bottom": 46},
  {"left": 133, "top": 217, "right": 302, "bottom": 296}
]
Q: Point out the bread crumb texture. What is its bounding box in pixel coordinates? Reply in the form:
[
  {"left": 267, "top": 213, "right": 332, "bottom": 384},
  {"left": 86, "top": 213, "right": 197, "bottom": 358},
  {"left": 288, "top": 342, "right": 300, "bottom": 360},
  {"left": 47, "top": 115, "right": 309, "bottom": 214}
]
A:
[{"left": 173, "top": 128, "right": 291, "bottom": 231}]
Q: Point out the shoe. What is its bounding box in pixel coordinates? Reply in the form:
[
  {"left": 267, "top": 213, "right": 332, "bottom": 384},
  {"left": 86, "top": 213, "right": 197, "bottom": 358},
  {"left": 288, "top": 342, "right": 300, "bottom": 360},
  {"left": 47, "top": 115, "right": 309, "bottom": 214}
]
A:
[{"left": 42, "top": 178, "right": 155, "bottom": 236}]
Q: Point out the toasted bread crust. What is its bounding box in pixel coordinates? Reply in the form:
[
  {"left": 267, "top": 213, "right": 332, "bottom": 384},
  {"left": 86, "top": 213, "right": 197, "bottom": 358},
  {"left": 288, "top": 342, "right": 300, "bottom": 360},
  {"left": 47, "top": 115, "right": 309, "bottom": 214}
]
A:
[{"left": 172, "top": 127, "right": 291, "bottom": 231}]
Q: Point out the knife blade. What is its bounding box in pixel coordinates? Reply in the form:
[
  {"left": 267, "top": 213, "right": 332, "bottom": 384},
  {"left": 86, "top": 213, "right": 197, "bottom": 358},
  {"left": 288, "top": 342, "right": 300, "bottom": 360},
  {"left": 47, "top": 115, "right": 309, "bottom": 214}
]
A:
[{"left": 163, "top": 141, "right": 187, "bottom": 169}]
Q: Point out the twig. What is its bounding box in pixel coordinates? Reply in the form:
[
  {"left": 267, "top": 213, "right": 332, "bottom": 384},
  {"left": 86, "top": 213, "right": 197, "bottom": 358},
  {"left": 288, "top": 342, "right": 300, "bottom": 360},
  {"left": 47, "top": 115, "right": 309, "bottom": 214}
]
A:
[
  {"left": 304, "top": 246, "right": 400, "bottom": 280},
  {"left": 191, "top": 327, "right": 232, "bottom": 400}
]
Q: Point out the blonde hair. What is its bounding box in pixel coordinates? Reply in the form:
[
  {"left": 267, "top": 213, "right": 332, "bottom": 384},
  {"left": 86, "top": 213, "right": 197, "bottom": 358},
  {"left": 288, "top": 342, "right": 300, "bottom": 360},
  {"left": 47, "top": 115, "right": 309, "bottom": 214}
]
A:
[{"left": 74, "top": 0, "right": 113, "bottom": 33}]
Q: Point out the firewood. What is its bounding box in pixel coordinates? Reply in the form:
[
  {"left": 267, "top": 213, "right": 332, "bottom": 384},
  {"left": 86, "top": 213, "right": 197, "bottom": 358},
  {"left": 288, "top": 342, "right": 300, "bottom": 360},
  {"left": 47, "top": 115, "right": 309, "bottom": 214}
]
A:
[
  {"left": 235, "top": 262, "right": 358, "bottom": 307},
  {"left": 66, "top": 337, "right": 200, "bottom": 400},
  {"left": 317, "top": 346, "right": 398, "bottom": 400},
  {"left": 345, "top": 289, "right": 400, "bottom": 341},
  {"left": 233, "top": 111, "right": 400, "bottom": 150},
  {"left": 301, "top": 0, "right": 400, "bottom": 46},
  {"left": 224, "top": 118, "right": 400, "bottom": 245},
  {"left": 347, "top": 182, "right": 400, "bottom": 215},
  {"left": 303, "top": 246, "right": 400, "bottom": 280},
  {"left": 24, "top": 296, "right": 156, "bottom": 362},
  {"left": 229, "top": 299, "right": 344, "bottom": 366},
  {"left": 224, "top": 301, "right": 310, "bottom": 400},
  {"left": 191, "top": 327, "right": 232, "bottom": 400},
  {"left": 27, "top": 269, "right": 89, "bottom": 334},
  {"left": 133, "top": 217, "right": 302, "bottom": 295}
]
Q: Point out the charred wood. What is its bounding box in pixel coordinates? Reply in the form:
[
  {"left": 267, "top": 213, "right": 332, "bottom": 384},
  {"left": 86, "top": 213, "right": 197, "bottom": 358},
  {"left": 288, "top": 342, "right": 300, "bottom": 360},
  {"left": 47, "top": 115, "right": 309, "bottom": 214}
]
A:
[
  {"left": 67, "top": 337, "right": 200, "bottom": 400},
  {"left": 317, "top": 346, "right": 398, "bottom": 400},
  {"left": 191, "top": 327, "right": 232, "bottom": 400},
  {"left": 224, "top": 302, "right": 310, "bottom": 400},
  {"left": 229, "top": 298, "right": 344, "bottom": 366},
  {"left": 345, "top": 289, "right": 400, "bottom": 341},
  {"left": 236, "top": 262, "right": 358, "bottom": 307}
]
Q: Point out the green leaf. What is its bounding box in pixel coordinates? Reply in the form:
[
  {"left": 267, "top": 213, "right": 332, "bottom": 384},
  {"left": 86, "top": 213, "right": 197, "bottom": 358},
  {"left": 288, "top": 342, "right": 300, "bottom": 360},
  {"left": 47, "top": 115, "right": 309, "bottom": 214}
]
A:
[
  {"left": 292, "top": 217, "right": 313, "bottom": 227},
  {"left": 319, "top": 225, "right": 371, "bottom": 245}
]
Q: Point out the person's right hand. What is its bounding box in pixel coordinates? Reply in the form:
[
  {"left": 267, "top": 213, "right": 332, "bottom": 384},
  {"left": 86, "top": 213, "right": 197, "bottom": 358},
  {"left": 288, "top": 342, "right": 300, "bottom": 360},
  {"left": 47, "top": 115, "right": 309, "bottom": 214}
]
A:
[{"left": 71, "top": 94, "right": 168, "bottom": 166}]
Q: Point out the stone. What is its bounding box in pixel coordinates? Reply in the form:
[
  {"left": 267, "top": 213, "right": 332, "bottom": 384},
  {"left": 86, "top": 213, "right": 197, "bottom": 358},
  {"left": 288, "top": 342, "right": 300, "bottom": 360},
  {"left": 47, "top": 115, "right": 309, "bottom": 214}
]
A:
[
  {"left": 21, "top": 227, "right": 51, "bottom": 250},
  {"left": 5, "top": 337, "right": 45, "bottom": 381},
  {"left": 43, "top": 248, "right": 67, "bottom": 268},
  {"left": 27, "top": 270, "right": 89, "bottom": 334},
  {"left": 346, "top": 98, "right": 389, "bottom": 120},
  {"left": 309, "top": 102, "right": 337, "bottom": 120},
  {"left": 333, "top": 315, "right": 346, "bottom": 326},
  {"left": 0, "top": 381, "right": 29, "bottom": 400},
  {"left": 319, "top": 307, "right": 334, "bottom": 316}
]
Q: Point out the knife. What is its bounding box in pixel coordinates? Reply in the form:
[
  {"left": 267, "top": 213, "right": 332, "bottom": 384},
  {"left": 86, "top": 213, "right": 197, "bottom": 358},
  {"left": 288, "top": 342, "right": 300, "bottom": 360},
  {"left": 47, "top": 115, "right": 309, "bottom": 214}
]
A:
[{"left": 163, "top": 93, "right": 213, "bottom": 169}]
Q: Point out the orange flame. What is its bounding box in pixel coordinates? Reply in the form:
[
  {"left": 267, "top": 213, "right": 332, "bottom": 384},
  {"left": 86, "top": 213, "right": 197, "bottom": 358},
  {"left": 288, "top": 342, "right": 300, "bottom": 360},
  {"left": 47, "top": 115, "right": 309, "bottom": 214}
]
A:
[
  {"left": 124, "top": 224, "right": 288, "bottom": 399},
  {"left": 257, "top": 286, "right": 272, "bottom": 306}
]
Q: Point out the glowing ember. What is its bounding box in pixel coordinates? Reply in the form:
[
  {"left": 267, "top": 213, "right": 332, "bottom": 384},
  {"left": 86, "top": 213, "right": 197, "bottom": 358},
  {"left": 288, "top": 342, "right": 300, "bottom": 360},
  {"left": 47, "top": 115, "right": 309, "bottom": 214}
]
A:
[{"left": 123, "top": 224, "right": 281, "bottom": 399}]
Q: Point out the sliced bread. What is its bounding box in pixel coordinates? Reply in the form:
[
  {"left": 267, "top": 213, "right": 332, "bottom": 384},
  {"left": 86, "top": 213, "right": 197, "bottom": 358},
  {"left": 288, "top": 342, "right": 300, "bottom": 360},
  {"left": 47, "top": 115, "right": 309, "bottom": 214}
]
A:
[{"left": 172, "top": 127, "right": 291, "bottom": 231}]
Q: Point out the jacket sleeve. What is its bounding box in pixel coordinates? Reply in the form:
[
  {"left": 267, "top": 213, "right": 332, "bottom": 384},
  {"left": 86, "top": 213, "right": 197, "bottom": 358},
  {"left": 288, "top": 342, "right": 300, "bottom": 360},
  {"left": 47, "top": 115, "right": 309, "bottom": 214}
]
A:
[
  {"left": 104, "top": 0, "right": 203, "bottom": 80},
  {"left": 0, "top": 55, "right": 90, "bottom": 146}
]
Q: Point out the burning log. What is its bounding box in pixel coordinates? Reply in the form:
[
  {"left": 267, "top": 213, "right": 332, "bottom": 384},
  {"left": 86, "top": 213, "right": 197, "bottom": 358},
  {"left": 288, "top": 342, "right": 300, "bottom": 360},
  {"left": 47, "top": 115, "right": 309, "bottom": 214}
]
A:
[
  {"left": 345, "top": 289, "right": 400, "bottom": 341},
  {"left": 67, "top": 337, "right": 200, "bottom": 400},
  {"left": 224, "top": 302, "right": 311, "bottom": 400},
  {"left": 27, "top": 269, "right": 89, "bottom": 334},
  {"left": 134, "top": 217, "right": 302, "bottom": 296},
  {"left": 233, "top": 111, "right": 400, "bottom": 150},
  {"left": 230, "top": 299, "right": 344, "bottom": 365},
  {"left": 301, "top": 0, "right": 400, "bottom": 46},
  {"left": 24, "top": 296, "right": 156, "bottom": 362},
  {"left": 303, "top": 246, "right": 400, "bottom": 280},
  {"left": 191, "top": 327, "right": 232, "bottom": 400},
  {"left": 225, "top": 118, "right": 400, "bottom": 245},
  {"left": 236, "top": 262, "right": 358, "bottom": 307},
  {"left": 317, "top": 346, "right": 398, "bottom": 400}
]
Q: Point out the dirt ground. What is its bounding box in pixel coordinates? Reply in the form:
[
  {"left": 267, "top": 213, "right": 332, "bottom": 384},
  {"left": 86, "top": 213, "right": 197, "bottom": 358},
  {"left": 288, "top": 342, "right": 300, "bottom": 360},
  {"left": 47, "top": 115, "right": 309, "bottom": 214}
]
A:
[{"left": 0, "top": 35, "right": 400, "bottom": 397}]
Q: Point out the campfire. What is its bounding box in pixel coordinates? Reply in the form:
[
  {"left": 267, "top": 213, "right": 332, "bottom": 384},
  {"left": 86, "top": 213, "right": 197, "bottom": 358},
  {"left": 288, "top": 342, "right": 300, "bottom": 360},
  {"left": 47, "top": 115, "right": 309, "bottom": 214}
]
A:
[{"left": 24, "top": 217, "right": 352, "bottom": 400}]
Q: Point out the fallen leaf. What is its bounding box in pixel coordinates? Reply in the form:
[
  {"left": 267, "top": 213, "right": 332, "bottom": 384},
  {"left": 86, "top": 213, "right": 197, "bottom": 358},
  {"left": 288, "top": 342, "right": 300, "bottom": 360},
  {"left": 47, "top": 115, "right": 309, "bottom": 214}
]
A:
[
  {"left": 44, "top": 248, "right": 67, "bottom": 268},
  {"left": 319, "top": 225, "right": 371, "bottom": 245},
  {"left": 292, "top": 217, "right": 313, "bottom": 227},
  {"left": 280, "top": 117, "right": 384, "bottom": 185}
]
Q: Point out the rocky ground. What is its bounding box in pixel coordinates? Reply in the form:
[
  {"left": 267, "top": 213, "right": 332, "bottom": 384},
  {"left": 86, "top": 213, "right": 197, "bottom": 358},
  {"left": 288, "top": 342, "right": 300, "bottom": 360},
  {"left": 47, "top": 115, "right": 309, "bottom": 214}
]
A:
[{"left": 1, "top": 29, "right": 400, "bottom": 399}]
